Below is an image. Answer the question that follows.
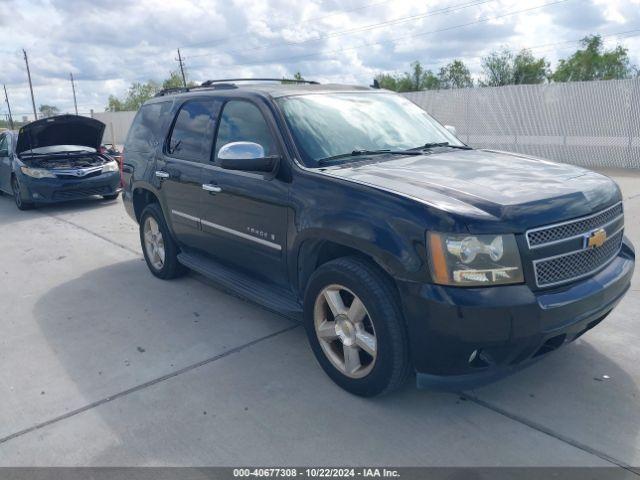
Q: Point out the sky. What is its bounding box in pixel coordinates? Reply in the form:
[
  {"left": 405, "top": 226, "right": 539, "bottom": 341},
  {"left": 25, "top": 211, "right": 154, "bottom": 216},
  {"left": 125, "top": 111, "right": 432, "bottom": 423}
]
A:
[{"left": 1, "top": 0, "right": 639, "bottom": 120}]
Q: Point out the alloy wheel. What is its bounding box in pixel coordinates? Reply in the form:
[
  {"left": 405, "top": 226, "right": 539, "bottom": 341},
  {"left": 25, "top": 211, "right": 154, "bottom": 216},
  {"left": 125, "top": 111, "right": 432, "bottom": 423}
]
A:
[
  {"left": 143, "top": 216, "right": 166, "bottom": 271},
  {"left": 313, "top": 284, "right": 377, "bottom": 379}
]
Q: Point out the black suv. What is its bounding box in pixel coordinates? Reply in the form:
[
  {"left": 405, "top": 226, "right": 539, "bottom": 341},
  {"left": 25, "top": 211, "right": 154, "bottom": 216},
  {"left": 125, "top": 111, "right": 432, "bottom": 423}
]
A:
[{"left": 122, "top": 79, "right": 635, "bottom": 396}]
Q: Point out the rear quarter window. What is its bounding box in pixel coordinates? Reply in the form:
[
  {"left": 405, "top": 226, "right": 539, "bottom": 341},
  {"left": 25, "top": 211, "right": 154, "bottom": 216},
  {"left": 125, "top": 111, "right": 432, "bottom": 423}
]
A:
[{"left": 125, "top": 101, "right": 172, "bottom": 153}]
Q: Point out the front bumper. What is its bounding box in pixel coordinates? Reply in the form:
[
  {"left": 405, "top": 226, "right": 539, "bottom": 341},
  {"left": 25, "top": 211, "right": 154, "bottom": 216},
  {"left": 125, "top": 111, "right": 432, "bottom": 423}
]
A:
[
  {"left": 19, "top": 171, "right": 121, "bottom": 203},
  {"left": 399, "top": 237, "right": 635, "bottom": 390}
]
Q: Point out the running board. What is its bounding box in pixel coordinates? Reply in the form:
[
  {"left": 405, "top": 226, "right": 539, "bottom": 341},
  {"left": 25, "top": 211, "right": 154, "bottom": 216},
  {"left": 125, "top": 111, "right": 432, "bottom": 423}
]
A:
[{"left": 177, "top": 251, "right": 303, "bottom": 321}]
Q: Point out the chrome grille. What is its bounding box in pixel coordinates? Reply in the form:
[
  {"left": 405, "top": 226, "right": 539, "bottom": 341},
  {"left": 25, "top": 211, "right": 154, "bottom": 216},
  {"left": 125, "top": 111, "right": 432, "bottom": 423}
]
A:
[
  {"left": 527, "top": 202, "right": 623, "bottom": 248},
  {"left": 534, "top": 229, "right": 624, "bottom": 287}
]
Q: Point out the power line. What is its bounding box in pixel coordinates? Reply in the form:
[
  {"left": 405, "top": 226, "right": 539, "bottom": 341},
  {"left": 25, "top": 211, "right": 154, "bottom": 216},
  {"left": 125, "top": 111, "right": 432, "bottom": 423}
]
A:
[
  {"left": 190, "top": 0, "right": 573, "bottom": 69},
  {"left": 184, "top": 0, "right": 496, "bottom": 61},
  {"left": 179, "top": 0, "right": 390, "bottom": 50},
  {"left": 520, "top": 28, "right": 640, "bottom": 54}
]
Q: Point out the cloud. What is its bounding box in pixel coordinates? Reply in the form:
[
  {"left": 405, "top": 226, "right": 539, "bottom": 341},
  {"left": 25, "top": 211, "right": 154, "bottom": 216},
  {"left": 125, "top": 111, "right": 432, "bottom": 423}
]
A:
[{"left": 0, "top": 0, "right": 638, "bottom": 118}]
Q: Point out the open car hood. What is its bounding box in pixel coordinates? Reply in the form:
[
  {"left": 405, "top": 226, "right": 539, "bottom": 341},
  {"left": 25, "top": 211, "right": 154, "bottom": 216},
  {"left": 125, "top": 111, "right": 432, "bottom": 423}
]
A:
[{"left": 16, "top": 114, "right": 105, "bottom": 155}]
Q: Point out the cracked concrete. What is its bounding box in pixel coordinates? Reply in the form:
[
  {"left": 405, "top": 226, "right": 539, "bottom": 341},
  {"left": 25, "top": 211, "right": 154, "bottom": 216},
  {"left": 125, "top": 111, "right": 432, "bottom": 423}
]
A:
[{"left": 0, "top": 168, "right": 638, "bottom": 467}]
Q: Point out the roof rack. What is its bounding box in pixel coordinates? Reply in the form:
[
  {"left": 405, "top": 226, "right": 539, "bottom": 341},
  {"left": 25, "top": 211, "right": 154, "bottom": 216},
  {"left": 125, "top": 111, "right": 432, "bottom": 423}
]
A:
[
  {"left": 201, "top": 78, "right": 320, "bottom": 86},
  {"left": 154, "top": 78, "right": 320, "bottom": 97}
]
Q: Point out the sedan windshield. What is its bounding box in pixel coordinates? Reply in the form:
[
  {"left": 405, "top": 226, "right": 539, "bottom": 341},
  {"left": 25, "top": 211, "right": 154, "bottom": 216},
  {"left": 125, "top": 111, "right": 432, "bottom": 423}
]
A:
[{"left": 276, "top": 92, "right": 465, "bottom": 167}]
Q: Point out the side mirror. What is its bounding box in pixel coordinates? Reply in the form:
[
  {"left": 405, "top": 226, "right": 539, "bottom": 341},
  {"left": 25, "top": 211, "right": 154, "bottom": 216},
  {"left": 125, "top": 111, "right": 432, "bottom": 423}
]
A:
[
  {"left": 218, "top": 141, "right": 277, "bottom": 172},
  {"left": 445, "top": 125, "right": 457, "bottom": 136}
]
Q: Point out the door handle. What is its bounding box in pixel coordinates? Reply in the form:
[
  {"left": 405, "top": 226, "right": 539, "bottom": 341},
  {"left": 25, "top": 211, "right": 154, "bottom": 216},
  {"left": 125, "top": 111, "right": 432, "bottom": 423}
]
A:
[
  {"left": 155, "top": 170, "right": 170, "bottom": 179},
  {"left": 202, "top": 184, "right": 222, "bottom": 193}
]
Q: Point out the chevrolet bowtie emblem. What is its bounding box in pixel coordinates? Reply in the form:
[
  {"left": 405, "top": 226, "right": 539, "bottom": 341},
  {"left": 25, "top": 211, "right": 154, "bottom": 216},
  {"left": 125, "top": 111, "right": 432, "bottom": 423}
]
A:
[{"left": 586, "top": 228, "right": 607, "bottom": 249}]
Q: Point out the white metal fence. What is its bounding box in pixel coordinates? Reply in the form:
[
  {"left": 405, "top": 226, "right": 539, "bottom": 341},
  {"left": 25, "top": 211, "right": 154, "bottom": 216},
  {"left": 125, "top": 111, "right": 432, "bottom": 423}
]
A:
[
  {"left": 404, "top": 78, "right": 640, "bottom": 169},
  {"left": 92, "top": 111, "right": 137, "bottom": 147}
]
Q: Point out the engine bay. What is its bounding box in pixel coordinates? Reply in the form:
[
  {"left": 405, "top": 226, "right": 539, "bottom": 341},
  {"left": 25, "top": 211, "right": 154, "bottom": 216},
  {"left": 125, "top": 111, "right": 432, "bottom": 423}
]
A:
[{"left": 24, "top": 153, "right": 110, "bottom": 170}]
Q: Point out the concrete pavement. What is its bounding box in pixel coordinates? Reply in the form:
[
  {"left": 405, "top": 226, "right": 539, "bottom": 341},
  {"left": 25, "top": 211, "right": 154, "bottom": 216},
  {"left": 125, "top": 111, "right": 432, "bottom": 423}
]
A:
[{"left": 0, "top": 169, "right": 638, "bottom": 467}]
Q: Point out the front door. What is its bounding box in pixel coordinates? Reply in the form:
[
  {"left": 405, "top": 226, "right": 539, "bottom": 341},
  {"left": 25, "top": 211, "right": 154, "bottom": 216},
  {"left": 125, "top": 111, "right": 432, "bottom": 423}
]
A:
[
  {"left": 157, "top": 98, "right": 221, "bottom": 250},
  {"left": 199, "top": 100, "right": 290, "bottom": 287}
]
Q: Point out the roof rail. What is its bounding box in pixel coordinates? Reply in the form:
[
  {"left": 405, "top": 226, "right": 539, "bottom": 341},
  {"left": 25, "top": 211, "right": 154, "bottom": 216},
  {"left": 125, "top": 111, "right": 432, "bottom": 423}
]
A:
[
  {"left": 154, "top": 87, "right": 190, "bottom": 97},
  {"left": 200, "top": 78, "right": 320, "bottom": 86},
  {"left": 154, "top": 78, "right": 320, "bottom": 97}
]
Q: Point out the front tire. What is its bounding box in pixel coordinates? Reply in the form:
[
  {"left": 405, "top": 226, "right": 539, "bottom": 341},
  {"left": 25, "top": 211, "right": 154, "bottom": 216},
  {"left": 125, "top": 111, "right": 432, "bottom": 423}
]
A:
[
  {"left": 102, "top": 192, "right": 120, "bottom": 201},
  {"left": 139, "top": 203, "right": 187, "bottom": 280},
  {"left": 12, "top": 177, "right": 34, "bottom": 211},
  {"left": 304, "top": 256, "right": 411, "bottom": 397}
]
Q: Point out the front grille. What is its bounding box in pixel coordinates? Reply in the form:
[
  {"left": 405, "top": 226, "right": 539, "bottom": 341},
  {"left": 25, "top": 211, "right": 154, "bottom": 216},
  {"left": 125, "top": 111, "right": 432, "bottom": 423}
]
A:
[
  {"left": 52, "top": 186, "right": 110, "bottom": 200},
  {"left": 527, "top": 203, "right": 623, "bottom": 248},
  {"left": 56, "top": 170, "right": 103, "bottom": 180},
  {"left": 534, "top": 229, "right": 624, "bottom": 287}
]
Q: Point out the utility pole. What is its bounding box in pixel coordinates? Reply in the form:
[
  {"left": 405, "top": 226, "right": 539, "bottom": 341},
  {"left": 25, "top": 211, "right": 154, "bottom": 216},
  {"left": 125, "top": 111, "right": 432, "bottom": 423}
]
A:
[
  {"left": 23, "top": 49, "right": 37, "bottom": 120},
  {"left": 3, "top": 84, "right": 14, "bottom": 129},
  {"left": 70, "top": 72, "right": 78, "bottom": 115},
  {"left": 176, "top": 49, "right": 187, "bottom": 88}
]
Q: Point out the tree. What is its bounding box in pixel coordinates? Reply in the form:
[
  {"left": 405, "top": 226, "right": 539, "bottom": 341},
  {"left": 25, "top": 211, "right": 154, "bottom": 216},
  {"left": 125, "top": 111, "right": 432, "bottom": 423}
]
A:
[
  {"left": 162, "top": 70, "right": 198, "bottom": 90},
  {"left": 374, "top": 61, "right": 440, "bottom": 92},
  {"left": 481, "top": 48, "right": 548, "bottom": 86},
  {"left": 106, "top": 71, "right": 197, "bottom": 111},
  {"left": 513, "top": 49, "right": 549, "bottom": 84},
  {"left": 106, "top": 81, "right": 158, "bottom": 111},
  {"left": 282, "top": 72, "right": 306, "bottom": 84},
  {"left": 552, "top": 35, "right": 633, "bottom": 82},
  {"left": 481, "top": 48, "right": 514, "bottom": 86},
  {"left": 39, "top": 104, "right": 60, "bottom": 117},
  {"left": 438, "top": 60, "right": 473, "bottom": 89}
]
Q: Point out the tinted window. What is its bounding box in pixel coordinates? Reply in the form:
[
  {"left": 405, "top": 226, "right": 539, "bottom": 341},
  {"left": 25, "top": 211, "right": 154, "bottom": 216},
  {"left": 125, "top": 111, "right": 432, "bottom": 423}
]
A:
[
  {"left": 0, "top": 134, "right": 7, "bottom": 155},
  {"left": 168, "top": 100, "right": 220, "bottom": 162},
  {"left": 215, "top": 101, "right": 276, "bottom": 161},
  {"left": 125, "top": 101, "right": 172, "bottom": 153}
]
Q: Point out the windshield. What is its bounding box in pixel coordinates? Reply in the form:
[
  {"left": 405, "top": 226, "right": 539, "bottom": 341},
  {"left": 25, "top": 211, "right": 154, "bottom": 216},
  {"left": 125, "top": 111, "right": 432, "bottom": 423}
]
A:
[{"left": 277, "top": 92, "right": 465, "bottom": 167}]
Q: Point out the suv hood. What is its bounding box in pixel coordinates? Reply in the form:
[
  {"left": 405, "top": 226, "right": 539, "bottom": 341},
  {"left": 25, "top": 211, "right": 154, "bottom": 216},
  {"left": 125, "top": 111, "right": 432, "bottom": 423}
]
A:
[
  {"left": 322, "top": 149, "right": 621, "bottom": 233},
  {"left": 16, "top": 114, "right": 105, "bottom": 155}
]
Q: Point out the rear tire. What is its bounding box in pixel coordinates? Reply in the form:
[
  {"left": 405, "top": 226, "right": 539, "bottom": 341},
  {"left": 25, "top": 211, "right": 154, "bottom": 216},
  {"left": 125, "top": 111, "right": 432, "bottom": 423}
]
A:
[
  {"left": 303, "top": 256, "right": 411, "bottom": 397},
  {"left": 12, "top": 177, "right": 34, "bottom": 211},
  {"left": 139, "top": 203, "right": 187, "bottom": 280},
  {"left": 102, "top": 192, "right": 120, "bottom": 201}
]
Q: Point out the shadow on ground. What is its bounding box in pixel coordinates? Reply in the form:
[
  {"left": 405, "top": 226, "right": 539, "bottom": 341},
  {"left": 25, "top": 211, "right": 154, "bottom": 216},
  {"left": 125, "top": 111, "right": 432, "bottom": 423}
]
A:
[{"left": 27, "top": 259, "right": 639, "bottom": 465}]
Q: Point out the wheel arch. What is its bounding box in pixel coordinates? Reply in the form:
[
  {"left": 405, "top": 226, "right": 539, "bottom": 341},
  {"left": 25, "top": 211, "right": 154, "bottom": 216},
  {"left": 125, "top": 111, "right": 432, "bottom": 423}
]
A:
[
  {"left": 295, "top": 236, "right": 401, "bottom": 297},
  {"left": 132, "top": 186, "right": 161, "bottom": 222}
]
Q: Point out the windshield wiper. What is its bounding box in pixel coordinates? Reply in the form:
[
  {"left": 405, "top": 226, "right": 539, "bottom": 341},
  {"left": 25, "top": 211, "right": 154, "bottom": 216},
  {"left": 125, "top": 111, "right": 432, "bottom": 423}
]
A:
[
  {"left": 407, "top": 142, "right": 472, "bottom": 151},
  {"left": 317, "top": 149, "right": 420, "bottom": 166}
]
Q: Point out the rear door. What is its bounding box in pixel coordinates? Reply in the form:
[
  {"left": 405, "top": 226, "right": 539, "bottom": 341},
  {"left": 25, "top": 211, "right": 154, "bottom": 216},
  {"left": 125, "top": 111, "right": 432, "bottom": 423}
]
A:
[
  {"left": 199, "top": 99, "right": 290, "bottom": 287},
  {"left": 0, "top": 133, "right": 11, "bottom": 193},
  {"left": 156, "top": 98, "right": 221, "bottom": 250}
]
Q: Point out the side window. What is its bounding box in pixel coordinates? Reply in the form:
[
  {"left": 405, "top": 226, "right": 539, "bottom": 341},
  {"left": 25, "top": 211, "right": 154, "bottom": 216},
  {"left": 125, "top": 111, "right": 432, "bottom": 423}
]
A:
[
  {"left": 214, "top": 101, "right": 276, "bottom": 161},
  {"left": 0, "top": 135, "right": 7, "bottom": 156},
  {"left": 125, "top": 101, "right": 172, "bottom": 153},
  {"left": 168, "top": 100, "right": 220, "bottom": 163}
]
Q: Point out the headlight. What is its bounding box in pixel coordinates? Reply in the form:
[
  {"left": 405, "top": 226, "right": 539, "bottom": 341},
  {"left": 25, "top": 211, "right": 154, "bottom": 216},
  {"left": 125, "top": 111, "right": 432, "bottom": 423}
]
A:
[
  {"left": 427, "top": 232, "right": 524, "bottom": 286},
  {"left": 20, "top": 166, "right": 56, "bottom": 179},
  {"left": 102, "top": 161, "right": 119, "bottom": 173}
]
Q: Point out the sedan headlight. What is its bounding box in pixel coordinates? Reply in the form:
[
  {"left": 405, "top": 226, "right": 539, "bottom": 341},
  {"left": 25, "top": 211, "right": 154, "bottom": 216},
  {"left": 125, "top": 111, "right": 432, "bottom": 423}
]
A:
[
  {"left": 20, "top": 166, "right": 56, "bottom": 179},
  {"left": 427, "top": 232, "right": 524, "bottom": 286},
  {"left": 102, "top": 161, "right": 119, "bottom": 173}
]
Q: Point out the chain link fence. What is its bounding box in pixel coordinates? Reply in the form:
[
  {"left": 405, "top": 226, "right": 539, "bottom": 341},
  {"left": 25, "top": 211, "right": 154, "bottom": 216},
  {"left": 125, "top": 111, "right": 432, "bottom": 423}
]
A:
[{"left": 404, "top": 78, "right": 640, "bottom": 169}]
